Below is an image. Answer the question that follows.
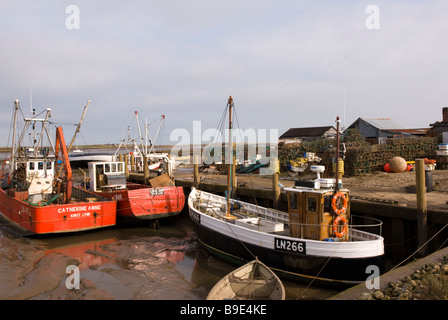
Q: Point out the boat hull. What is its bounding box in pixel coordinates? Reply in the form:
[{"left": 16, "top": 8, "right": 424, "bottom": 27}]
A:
[
  {"left": 91, "top": 184, "right": 185, "bottom": 221},
  {"left": 0, "top": 187, "right": 117, "bottom": 235},
  {"left": 192, "top": 219, "right": 383, "bottom": 287},
  {"left": 69, "top": 153, "right": 115, "bottom": 168}
]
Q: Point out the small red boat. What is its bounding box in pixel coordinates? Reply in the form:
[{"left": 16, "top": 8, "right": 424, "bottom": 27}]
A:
[
  {"left": 0, "top": 100, "right": 117, "bottom": 235},
  {"left": 82, "top": 161, "right": 185, "bottom": 222}
]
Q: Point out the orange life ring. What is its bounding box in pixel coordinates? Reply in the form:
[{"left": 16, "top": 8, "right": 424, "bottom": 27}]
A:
[
  {"left": 331, "top": 192, "right": 348, "bottom": 215},
  {"left": 333, "top": 215, "right": 347, "bottom": 238}
]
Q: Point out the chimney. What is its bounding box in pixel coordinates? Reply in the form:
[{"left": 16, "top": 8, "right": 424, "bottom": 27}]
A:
[{"left": 443, "top": 107, "right": 448, "bottom": 123}]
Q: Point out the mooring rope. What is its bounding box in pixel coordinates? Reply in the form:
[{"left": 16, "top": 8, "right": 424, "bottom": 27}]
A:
[
  {"left": 296, "top": 239, "right": 345, "bottom": 299},
  {"left": 390, "top": 222, "right": 448, "bottom": 272}
]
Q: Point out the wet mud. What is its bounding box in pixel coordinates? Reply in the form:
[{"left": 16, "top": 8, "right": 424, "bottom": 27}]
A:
[
  {"left": 0, "top": 214, "right": 339, "bottom": 300},
  {"left": 0, "top": 216, "right": 204, "bottom": 300}
]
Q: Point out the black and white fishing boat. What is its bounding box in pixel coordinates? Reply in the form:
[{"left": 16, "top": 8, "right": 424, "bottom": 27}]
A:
[{"left": 188, "top": 97, "right": 384, "bottom": 288}]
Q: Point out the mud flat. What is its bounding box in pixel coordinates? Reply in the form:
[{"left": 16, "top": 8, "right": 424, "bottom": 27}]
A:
[
  {"left": 0, "top": 215, "right": 340, "bottom": 300},
  {"left": 0, "top": 221, "right": 204, "bottom": 300}
]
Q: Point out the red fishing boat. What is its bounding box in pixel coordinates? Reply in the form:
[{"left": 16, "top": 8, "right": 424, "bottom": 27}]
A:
[
  {"left": 81, "top": 161, "right": 185, "bottom": 222},
  {"left": 0, "top": 100, "right": 117, "bottom": 235}
]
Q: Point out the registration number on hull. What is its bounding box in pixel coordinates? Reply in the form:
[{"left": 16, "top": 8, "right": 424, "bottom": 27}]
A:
[
  {"left": 274, "top": 238, "right": 306, "bottom": 254},
  {"left": 190, "top": 210, "right": 200, "bottom": 224},
  {"left": 150, "top": 188, "right": 164, "bottom": 196}
]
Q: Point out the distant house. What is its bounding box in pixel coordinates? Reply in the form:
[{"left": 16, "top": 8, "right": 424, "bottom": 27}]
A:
[
  {"left": 346, "top": 117, "right": 428, "bottom": 144},
  {"left": 279, "top": 126, "right": 337, "bottom": 144},
  {"left": 429, "top": 107, "right": 448, "bottom": 143}
]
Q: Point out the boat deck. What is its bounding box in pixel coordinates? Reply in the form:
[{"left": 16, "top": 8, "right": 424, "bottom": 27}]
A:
[{"left": 192, "top": 197, "right": 381, "bottom": 243}]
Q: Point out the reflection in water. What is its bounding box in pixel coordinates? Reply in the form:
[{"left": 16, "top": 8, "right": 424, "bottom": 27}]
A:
[{"left": 44, "top": 237, "right": 118, "bottom": 270}]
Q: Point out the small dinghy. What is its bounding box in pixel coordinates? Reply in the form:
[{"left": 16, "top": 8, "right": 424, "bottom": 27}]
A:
[{"left": 206, "top": 259, "right": 285, "bottom": 300}]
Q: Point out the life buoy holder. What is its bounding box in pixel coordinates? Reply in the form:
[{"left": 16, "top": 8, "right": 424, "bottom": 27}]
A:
[
  {"left": 333, "top": 215, "right": 347, "bottom": 238},
  {"left": 331, "top": 192, "right": 348, "bottom": 215}
]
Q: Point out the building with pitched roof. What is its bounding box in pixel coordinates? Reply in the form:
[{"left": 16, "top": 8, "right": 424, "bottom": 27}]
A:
[
  {"left": 279, "top": 126, "right": 337, "bottom": 144},
  {"left": 346, "top": 117, "right": 428, "bottom": 144},
  {"left": 429, "top": 107, "right": 448, "bottom": 142}
]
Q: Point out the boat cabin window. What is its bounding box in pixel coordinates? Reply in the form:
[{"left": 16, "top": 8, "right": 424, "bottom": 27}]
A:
[
  {"left": 289, "top": 193, "right": 297, "bottom": 210},
  {"left": 307, "top": 196, "right": 317, "bottom": 212},
  {"left": 96, "top": 162, "right": 124, "bottom": 175},
  {"left": 324, "top": 195, "right": 332, "bottom": 213},
  {"left": 29, "top": 162, "right": 35, "bottom": 170},
  {"left": 38, "top": 162, "right": 44, "bottom": 170},
  {"left": 46, "top": 161, "right": 52, "bottom": 170}
]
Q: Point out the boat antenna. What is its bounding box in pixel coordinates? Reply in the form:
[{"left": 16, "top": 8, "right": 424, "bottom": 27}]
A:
[
  {"left": 226, "top": 96, "right": 233, "bottom": 218},
  {"left": 342, "top": 57, "right": 347, "bottom": 131},
  {"left": 29, "top": 88, "right": 33, "bottom": 113},
  {"left": 145, "top": 117, "right": 148, "bottom": 155}
]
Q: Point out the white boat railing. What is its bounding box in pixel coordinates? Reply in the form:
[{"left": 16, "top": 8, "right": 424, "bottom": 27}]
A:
[
  {"left": 279, "top": 215, "right": 383, "bottom": 241},
  {"left": 194, "top": 189, "right": 289, "bottom": 223},
  {"left": 349, "top": 215, "right": 383, "bottom": 236},
  {"left": 192, "top": 189, "right": 383, "bottom": 241}
]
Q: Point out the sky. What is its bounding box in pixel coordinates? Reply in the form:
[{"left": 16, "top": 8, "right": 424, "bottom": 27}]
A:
[{"left": 0, "top": 0, "right": 447, "bottom": 147}]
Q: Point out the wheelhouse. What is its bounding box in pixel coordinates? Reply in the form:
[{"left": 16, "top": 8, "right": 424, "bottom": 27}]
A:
[
  {"left": 283, "top": 165, "right": 350, "bottom": 241},
  {"left": 88, "top": 161, "right": 126, "bottom": 191}
]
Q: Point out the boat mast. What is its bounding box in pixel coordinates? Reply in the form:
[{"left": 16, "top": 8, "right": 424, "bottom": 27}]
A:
[
  {"left": 145, "top": 117, "right": 148, "bottom": 155},
  {"left": 343, "top": 57, "right": 347, "bottom": 131},
  {"left": 35, "top": 108, "right": 53, "bottom": 156},
  {"left": 335, "top": 116, "right": 341, "bottom": 192},
  {"left": 135, "top": 111, "right": 144, "bottom": 155},
  {"left": 10, "top": 99, "right": 19, "bottom": 175},
  {"left": 226, "top": 96, "right": 233, "bottom": 217},
  {"left": 150, "top": 115, "right": 165, "bottom": 154},
  {"left": 67, "top": 100, "right": 91, "bottom": 152}
]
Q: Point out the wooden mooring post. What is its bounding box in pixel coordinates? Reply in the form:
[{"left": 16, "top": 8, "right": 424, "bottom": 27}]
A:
[
  {"left": 131, "top": 153, "right": 135, "bottom": 172},
  {"left": 272, "top": 172, "right": 280, "bottom": 209},
  {"left": 143, "top": 155, "right": 149, "bottom": 184},
  {"left": 124, "top": 154, "right": 129, "bottom": 178},
  {"left": 193, "top": 155, "right": 200, "bottom": 188},
  {"left": 415, "top": 158, "right": 428, "bottom": 257}
]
